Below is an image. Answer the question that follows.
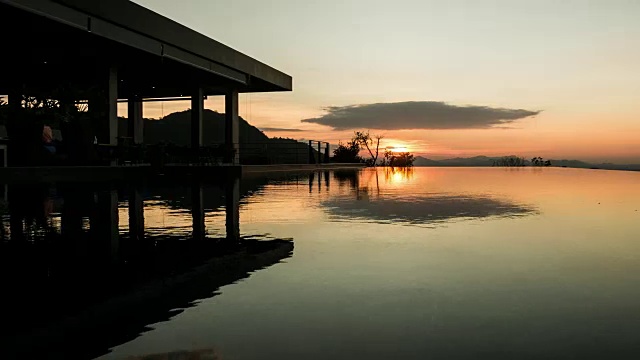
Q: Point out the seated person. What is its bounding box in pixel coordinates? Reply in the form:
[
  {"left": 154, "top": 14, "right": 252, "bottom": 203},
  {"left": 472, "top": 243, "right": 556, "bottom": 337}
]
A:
[{"left": 42, "top": 125, "right": 56, "bottom": 154}]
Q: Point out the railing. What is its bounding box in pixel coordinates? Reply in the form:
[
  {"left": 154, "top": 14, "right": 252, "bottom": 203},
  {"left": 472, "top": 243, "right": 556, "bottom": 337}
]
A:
[
  {"left": 307, "top": 140, "right": 331, "bottom": 164},
  {"left": 90, "top": 140, "right": 333, "bottom": 166},
  {"left": 239, "top": 141, "right": 325, "bottom": 165}
]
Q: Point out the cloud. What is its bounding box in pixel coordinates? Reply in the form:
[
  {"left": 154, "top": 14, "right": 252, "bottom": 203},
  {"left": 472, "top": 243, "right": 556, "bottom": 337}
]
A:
[
  {"left": 301, "top": 101, "right": 541, "bottom": 130},
  {"left": 260, "top": 127, "right": 306, "bottom": 132}
]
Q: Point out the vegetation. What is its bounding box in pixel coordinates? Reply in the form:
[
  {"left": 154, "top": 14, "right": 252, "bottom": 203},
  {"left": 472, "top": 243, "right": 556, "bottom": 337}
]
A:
[
  {"left": 381, "top": 149, "right": 415, "bottom": 167},
  {"left": 354, "top": 131, "right": 383, "bottom": 167},
  {"left": 332, "top": 139, "right": 362, "bottom": 163},
  {"left": 331, "top": 131, "right": 418, "bottom": 167},
  {"left": 493, "top": 156, "right": 527, "bottom": 167},
  {"left": 492, "top": 156, "right": 552, "bottom": 167},
  {"left": 531, "top": 157, "right": 552, "bottom": 167}
]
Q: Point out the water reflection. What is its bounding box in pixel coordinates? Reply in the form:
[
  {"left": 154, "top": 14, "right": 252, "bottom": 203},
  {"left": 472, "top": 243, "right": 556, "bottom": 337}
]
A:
[
  {"left": 0, "top": 179, "right": 293, "bottom": 359},
  {"left": 320, "top": 168, "right": 537, "bottom": 226},
  {"left": 4, "top": 168, "right": 636, "bottom": 360}
]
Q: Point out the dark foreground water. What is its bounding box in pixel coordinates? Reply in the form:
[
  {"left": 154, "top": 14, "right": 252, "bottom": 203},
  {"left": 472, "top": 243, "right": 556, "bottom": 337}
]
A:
[{"left": 1, "top": 167, "right": 640, "bottom": 359}]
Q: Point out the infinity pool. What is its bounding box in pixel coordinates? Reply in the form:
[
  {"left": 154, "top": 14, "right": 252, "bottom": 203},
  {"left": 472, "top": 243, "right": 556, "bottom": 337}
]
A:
[{"left": 2, "top": 167, "right": 639, "bottom": 359}]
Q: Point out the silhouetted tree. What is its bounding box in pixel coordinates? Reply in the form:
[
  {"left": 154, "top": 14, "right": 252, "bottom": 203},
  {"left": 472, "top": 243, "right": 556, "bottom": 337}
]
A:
[
  {"left": 332, "top": 139, "right": 362, "bottom": 163},
  {"left": 493, "top": 156, "right": 527, "bottom": 167},
  {"left": 531, "top": 157, "right": 552, "bottom": 167},
  {"left": 354, "top": 131, "right": 383, "bottom": 167},
  {"left": 382, "top": 149, "right": 415, "bottom": 167}
]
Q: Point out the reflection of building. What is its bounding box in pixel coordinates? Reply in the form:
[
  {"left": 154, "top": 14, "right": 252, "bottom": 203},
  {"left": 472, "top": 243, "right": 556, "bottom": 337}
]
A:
[{"left": 0, "top": 179, "right": 293, "bottom": 359}]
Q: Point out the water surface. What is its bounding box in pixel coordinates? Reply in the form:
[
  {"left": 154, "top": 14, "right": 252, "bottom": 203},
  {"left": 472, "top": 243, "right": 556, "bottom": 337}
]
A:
[{"left": 2, "top": 167, "right": 640, "bottom": 359}]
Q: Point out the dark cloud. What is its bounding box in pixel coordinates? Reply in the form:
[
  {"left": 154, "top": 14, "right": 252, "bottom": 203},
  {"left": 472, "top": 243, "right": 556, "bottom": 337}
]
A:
[
  {"left": 260, "top": 127, "right": 306, "bottom": 132},
  {"left": 301, "top": 101, "right": 541, "bottom": 130}
]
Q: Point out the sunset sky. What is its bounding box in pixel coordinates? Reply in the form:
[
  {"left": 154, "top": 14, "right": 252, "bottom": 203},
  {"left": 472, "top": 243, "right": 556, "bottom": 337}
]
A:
[{"left": 132, "top": 0, "right": 640, "bottom": 163}]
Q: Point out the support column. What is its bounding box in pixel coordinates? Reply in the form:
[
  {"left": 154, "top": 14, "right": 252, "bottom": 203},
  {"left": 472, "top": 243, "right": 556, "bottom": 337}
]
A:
[
  {"left": 192, "top": 183, "right": 205, "bottom": 241},
  {"left": 225, "top": 176, "right": 240, "bottom": 242},
  {"left": 191, "top": 87, "right": 203, "bottom": 153},
  {"left": 127, "top": 97, "right": 144, "bottom": 144},
  {"left": 325, "top": 143, "right": 330, "bottom": 163},
  {"left": 91, "top": 67, "right": 118, "bottom": 146},
  {"left": 225, "top": 90, "right": 239, "bottom": 164},
  {"left": 317, "top": 142, "right": 321, "bottom": 164},
  {"left": 308, "top": 140, "right": 314, "bottom": 164}
]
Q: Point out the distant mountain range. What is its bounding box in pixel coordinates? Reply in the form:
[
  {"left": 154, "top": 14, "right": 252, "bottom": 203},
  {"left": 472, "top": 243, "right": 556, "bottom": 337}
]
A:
[
  {"left": 413, "top": 155, "right": 640, "bottom": 171},
  {"left": 113, "top": 110, "right": 638, "bottom": 170}
]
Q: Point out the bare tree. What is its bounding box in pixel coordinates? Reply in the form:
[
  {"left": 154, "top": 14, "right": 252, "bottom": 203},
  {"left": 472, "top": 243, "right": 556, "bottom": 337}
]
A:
[{"left": 354, "top": 131, "right": 383, "bottom": 166}]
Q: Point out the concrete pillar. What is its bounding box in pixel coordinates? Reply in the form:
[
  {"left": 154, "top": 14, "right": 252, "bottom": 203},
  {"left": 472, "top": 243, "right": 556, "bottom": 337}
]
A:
[
  {"left": 317, "top": 142, "right": 322, "bottom": 164},
  {"left": 128, "top": 189, "right": 144, "bottom": 242},
  {"left": 91, "top": 67, "right": 118, "bottom": 146},
  {"left": 225, "top": 90, "right": 239, "bottom": 164},
  {"left": 325, "top": 143, "right": 330, "bottom": 163},
  {"left": 225, "top": 176, "right": 240, "bottom": 242},
  {"left": 191, "top": 87, "right": 203, "bottom": 152},
  {"left": 308, "top": 140, "right": 314, "bottom": 164},
  {"left": 192, "top": 184, "right": 205, "bottom": 241},
  {"left": 127, "top": 98, "right": 144, "bottom": 144}
]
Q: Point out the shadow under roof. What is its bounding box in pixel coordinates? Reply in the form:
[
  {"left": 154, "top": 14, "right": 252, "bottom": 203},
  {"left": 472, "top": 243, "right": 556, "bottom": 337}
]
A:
[{"left": 0, "top": 0, "right": 292, "bottom": 96}]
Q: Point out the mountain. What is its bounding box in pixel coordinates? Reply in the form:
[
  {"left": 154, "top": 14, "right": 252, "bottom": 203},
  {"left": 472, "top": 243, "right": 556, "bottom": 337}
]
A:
[
  {"left": 414, "top": 155, "right": 501, "bottom": 167},
  {"left": 119, "top": 109, "right": 268, "bottom": 145},
  {"left": 412, "top": 157, "right": 442, "bottom": 166},
  {"left": 118, "top": 110, "right": 314, "bottom": 164},
  {"left": 413, "top": 156, "right": 640, "bottom": 171}
]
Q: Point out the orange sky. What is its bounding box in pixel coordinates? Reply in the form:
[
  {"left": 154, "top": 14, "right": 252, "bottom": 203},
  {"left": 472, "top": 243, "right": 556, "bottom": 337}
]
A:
[{"left": 129, "top": 0, "right": 640, "bottom": 164}]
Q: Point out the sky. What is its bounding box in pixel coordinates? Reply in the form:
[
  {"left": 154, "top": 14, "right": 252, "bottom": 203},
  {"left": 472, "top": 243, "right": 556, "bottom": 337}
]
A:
[{"left": 131, "top": 0, "right": 640, "bottom": 163}]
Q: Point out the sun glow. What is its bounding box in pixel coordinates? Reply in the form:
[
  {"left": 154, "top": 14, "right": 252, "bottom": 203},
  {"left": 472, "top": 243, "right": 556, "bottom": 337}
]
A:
[{"left": 387, "top": 146, "right": 409, "bottom": 153}]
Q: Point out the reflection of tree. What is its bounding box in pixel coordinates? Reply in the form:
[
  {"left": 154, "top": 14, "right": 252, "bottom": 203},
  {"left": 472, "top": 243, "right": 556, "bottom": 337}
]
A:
[
  {"left": 334, "top": 170, "right": 360, "bottom": 190},
  {"left": 381, "top": 150, "right": 415, "bottom": 167},
  {"left": 384, "top": 167, "right": 414, "bottom": 183},
  {"left": 357, "top": 169, "right": 382, "bottom": 200}
]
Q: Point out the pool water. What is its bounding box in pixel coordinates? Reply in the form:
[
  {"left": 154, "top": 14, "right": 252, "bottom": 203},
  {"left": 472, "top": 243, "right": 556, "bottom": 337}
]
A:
[{"left": 2, "top": 167, "right": 640, "bottom": 359}]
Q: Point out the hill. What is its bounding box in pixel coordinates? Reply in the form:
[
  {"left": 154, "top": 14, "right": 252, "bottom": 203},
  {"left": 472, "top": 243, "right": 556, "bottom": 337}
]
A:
[
  {"left": 118, "top": 109, "right": 268, "bottom": 145},
  {"left": 118, "top": 110, "right": 313, "bottom": 164},
  {"left": 413, "top": 156, "right": 640, "bottom": 171}
]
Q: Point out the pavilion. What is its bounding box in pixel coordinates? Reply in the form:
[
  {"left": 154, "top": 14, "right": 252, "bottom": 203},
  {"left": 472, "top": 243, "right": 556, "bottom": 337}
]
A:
[{"left": 0, "top": 0, "right": 292, "bottom": 168}]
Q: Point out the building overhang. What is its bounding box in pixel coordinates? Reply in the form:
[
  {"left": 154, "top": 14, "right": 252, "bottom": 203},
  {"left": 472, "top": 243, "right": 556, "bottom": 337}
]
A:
[{"left": 0, "top": 0, "right": 292, "bottom": 98}]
